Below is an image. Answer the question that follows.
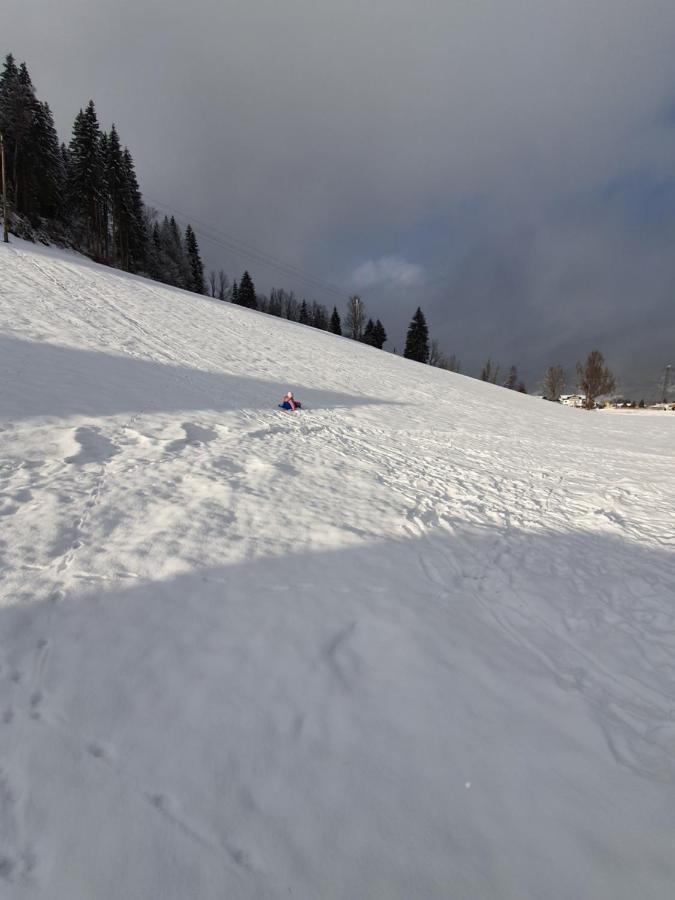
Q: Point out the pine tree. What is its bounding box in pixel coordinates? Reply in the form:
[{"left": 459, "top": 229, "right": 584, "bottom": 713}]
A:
[
  {"left": 404, "top": 307, "right": 429, "bottom": 363},
  {"left": 185, "top": 224, "right": 205, "bottom": 294},
  {"left": 120, "top": 147, "right": 146, "bottom": 272},
  {"left": 99, "top": 130, "right": 110, "bottom": 259},
  {"left": 59, "top": 143, "right": 71, "bottom": 220},
  {"left": 0, "top": 56, "right": 38, "bottom": 217},
  {"left": 144, "top": 219, "right": 163, "bottom": 280},
  {"left": 372, "top": 319, "right": 387, "bottom": 349},
  {"left": 329, "top": 306, "right": 342, "bottom": 335},
  {"left": 231, "top": 280, "right": 238, "bottom": 304},
  {"left": 362, "top": 318, "right": 376, "bottom": 345},
  {"left": 311, "top": 301, "right": 328, "bottom": 330},
  {"left": 156, "top": 215, "right": 185, "bottom": 285},
  {"left": 68, "top": 100, "right": 106, "bottom": 258},
  {"left": 29, "top": 101, "right": 64, "bottom": 221},
  {"left": 237, "top": 271, "right": 257, "bottom": 308},
  {"left": 105, "top": 125, "right": 125, "bottom": 264},
  {"left": 298, "top": 299, "right": 310, "bottom": 324},
  {"left": 171, "top": 216, "right": 193, "bottom": 288}
]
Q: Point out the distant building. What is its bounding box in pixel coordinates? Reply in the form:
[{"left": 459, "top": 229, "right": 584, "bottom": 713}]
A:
[
  {"left": 560, "top": 394, "right": 585, "bottom": 408},
  {"left": 648, "top": 402, "right": 675, "bottom": 412}
]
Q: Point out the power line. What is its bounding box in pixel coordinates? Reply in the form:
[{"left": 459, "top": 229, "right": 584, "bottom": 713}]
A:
[{"left": 145, "top": 195, "right": 350, "bottom": 303}]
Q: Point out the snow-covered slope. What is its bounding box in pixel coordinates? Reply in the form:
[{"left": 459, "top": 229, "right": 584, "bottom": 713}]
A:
[{"left": 1, "top": 239, "right": 674, "bottom": 900}]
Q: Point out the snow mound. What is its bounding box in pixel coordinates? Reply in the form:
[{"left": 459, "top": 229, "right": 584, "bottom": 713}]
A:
[{"left": 1, "top": 239, "right": 674, "bottom": 899}]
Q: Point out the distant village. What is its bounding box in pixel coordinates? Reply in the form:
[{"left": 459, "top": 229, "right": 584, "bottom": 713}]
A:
[{"left": 559, "top": 395, "right": 675, "bottom": 411}]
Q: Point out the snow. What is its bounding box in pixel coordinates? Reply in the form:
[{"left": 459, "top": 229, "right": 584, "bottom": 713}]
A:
[{"left": 1, "top": 237, "right": 674, "bottom": 899}]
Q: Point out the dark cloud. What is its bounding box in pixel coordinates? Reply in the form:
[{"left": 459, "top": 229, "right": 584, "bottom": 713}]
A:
[{"left": 5, "top": 0, "right": 675, "bottom": 393}]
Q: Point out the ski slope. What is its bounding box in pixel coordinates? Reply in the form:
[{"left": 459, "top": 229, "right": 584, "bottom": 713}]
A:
[{"left": 1, "top": 239, "right": 674, "bottom": 899}]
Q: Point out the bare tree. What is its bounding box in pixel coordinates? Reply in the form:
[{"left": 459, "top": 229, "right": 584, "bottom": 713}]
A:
[
  {"left": 283, "top": 290, "right": 299, "bottom": 321},
  {"left": 207, "top": 270, "right": 217, "bottom": 298},
  {"left": 503, "top": 365, "right": 518, "bottom": 390},
  {"left": 542, "top": 365, "right": 566, "bottom": 401},
  {"left": 440, "top": 354, "right": 462, "bottom": 373},
  {"left": 480, "top": 358, "right": 500, "bottom": 384},
  {"left": 576, "top": 350, "right": 616, "bottom": 409},
  {"left": 428, "top": 339, "right": 444, "bottom": 367},
  {"left": 345, "top": 294, "right": 365, "bottom": 340},
  {"left": 217, "top": 269, "right": 229, "bottom": 301},
  {"left": 429, "top": 342, "right": 462, "bottom": 373}
]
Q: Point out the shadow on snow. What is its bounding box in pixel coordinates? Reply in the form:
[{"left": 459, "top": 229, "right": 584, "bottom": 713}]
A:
[{"left": 0, "top": 335, "right": 394, "bottom": 420}]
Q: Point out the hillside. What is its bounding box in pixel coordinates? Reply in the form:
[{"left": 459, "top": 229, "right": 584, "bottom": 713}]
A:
[{"left": 1, "top": 239, "right": 674, "bottom": 899}]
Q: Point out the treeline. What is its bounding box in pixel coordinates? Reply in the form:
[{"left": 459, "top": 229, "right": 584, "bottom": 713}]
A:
[
  {"left": 212, "top": 272, "right": 387, "bottom": 345},
  {"left": 0, "top": 53, "right": 205, "bottom": 293}
]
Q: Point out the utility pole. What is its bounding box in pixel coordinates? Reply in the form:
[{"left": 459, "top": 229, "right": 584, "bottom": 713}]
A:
[
  {"left": 662, "top": 364, "right": 671, "bottom": 404},
  {"left": 0, "top": 131, "right": 9, "bottom": 243}
]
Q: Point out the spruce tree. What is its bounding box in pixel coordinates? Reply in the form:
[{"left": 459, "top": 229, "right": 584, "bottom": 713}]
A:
[
  {"left": 185, "top": 224, "right": 205, "bottom": 294},
  {"left": 105, "top": 125, "right": 125, "bottom": 264},
  {"left": 231, "top": 280, "right": 238, "bottom": 303},
  {"left": 158, "top": 215, "right": 190, "bottom": 287},
  {"left": 404, "top": 307, "right": 430, "bottom": 363},
  {"left": 68, "top": 100, "right": 106, "bottom": 258},
  {"left": 362, "top": 318, "right": 376, "bottom": 345},
  {"left": 373, "top": 319, "right": 387, "bottom": 349},
  {"left": 329, "top": 306, "right": 342, "bottom": 335},
  {"left": 237, "top": 271, "right": 257, "bottom": 308},
  {"left": 120, "top": 147, "right": 146, "bottom": 272},
  {"left": 312, "top": 302, "right": 328, "bottom": 330},
  {"left": 0, "top": 56, "right": 38, "bottom": 217},
  {"left": 99, "top": 131, "right": 110, "bottom": 259},
  {"left": 157, "top": 215, "right": 184, "bottom": 285},
  {"left": 298, "top": 299, "right": 310, "bottom": 324},
  {"left": 144, "top": 220, "right": 163, "bottom": 280},
  {"left": 29, "top": 101, "right": 64, "bottom": 221}
]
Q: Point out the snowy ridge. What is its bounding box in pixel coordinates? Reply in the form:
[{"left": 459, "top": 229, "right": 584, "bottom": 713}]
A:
[{"left": 1, "top": 239, "right": 674, "bottom": 899}]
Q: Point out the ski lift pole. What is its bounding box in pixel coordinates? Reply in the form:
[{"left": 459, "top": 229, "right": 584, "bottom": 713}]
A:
[
  {"left": 662, "top": 364, "right": 671, "bottom": 404},
  {"left": 0, "top": 131, "right": 8, "bottom": 243}
]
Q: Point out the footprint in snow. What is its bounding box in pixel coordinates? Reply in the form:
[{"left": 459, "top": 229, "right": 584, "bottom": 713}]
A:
[
  {"left": 166, "top": 422, "right": 218, "bottom": 454},
  {"left": 65, "top": 427, "right": 121, "bottom": 465}
]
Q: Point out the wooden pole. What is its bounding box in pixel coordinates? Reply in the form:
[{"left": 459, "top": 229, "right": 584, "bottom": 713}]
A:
[{"left": 0, "top": 131, "right": 8, "bottom": 243}]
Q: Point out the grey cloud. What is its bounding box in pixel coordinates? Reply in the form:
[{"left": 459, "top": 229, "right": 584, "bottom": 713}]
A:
[{"left": 5, "top": 0, "right": 675, "bottom": 392}]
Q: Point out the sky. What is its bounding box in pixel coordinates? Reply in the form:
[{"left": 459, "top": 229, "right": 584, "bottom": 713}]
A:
[{"left": 5, "top": 0, "right": 675, "bottom": 394}]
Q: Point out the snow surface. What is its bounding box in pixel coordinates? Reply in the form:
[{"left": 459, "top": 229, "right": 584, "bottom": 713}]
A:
[{"left": 1, "top": 238, "right": 674, "bottom": 899}]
